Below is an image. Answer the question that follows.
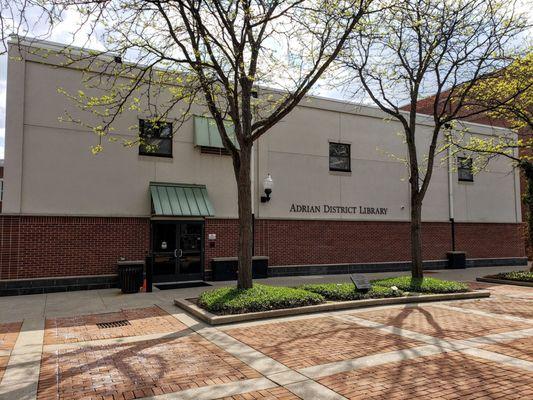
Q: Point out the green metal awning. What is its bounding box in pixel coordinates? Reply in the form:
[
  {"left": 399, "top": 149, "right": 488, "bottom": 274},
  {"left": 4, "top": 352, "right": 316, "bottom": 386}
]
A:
[
  {"left": 150, "top": 182, "right": 215, "bottom": 217},
  {"left": 194, "top": 115, "right": 239, "bottom": 149}
]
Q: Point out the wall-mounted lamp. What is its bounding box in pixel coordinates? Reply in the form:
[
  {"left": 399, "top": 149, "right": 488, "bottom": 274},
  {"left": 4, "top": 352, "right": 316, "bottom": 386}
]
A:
[{"left": 261, "top": 174, "right": 273, "bottom": 203}]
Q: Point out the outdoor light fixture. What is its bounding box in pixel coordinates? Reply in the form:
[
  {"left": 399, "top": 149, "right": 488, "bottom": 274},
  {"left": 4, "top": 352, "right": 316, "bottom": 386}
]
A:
[{"left": 261, "top": 174, "right": 273, "bottom": 203}]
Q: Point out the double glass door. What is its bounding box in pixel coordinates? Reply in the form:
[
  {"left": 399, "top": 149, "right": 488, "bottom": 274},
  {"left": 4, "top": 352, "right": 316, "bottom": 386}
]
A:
[{"left": 151, "top": 221, "right": 203, "bottom": 282}]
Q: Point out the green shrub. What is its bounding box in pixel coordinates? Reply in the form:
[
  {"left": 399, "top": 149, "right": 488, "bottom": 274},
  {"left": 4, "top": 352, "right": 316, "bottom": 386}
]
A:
[
  {"left": 372, "top": 276, "right": 468, "bottom": 293},
  {"left": 491, "top": 271, "right": 533, "bottom": 282},
  {"left": 197, "top": 284, "right": 324, "bottom": 315},
  {"left": 299, "top": 283, "right": 403, "bottom": 301}
]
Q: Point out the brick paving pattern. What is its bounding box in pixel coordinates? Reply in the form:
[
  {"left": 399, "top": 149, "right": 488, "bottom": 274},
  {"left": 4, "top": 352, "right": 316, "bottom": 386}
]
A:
[
  {"left": 226, "top": 317, "right": 424, "bottom": 369},
  {"left": 467, "top": 282, "right": 496, "bottom": 291},
  {"left": 215, "top": 387, "right": 301, "bottom": 400},
  {"left": 481, "top": 336, "right": 533, "bottom": 362},
  {"left": 0, "top": 356, "right": 9, "bottom": 383},
  {"left": 450, "top": 297, "right": 533, "bottom": 320},
  {"left": 468, "top": 282, "right": 533, "bottom": 299},
  {"left": 318, "top": 352, "right": 533, "bottom": 400},
  {"left": 0, "top": 321, "right": 23, "bottom": 353},
  {"left": 44, "top": 306, "right": 187, "bottom": 344},
  {"left": 7, "top": 283, "right": 533, "bottom": 400},
  {"left": 37, "top": 334, "right": 261, "bottom": 400},
  {"left": 353, "top": 305, "right": 530, "bottom": 339}
]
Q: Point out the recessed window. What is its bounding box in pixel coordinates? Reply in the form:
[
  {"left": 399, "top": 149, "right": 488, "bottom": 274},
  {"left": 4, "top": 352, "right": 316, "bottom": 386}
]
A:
[
  {"left": 139, "top": 119, "right": 173, "bottom": 157},
  {"left": 458, "top": 157, "right": 474, "bottom": 182},
  {"left": 329, "top": 142, "right": 351, "bottom": 172}
]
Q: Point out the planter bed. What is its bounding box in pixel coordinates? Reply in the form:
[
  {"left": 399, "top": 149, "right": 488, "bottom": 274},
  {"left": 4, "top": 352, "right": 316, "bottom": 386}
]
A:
[
  {"left": 174, "top": 291, "right": 490, "bottom": 325},
  {"left": 477, "top": 277, "right": 533, "bottom": 287},
  {"left": 477, "top": 270, "right": 533, "bottom": 287}
]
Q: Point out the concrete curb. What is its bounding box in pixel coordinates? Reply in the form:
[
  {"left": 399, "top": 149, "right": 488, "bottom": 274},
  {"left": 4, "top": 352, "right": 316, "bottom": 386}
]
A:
[
  {"left": 174, "top": 291, "right": 491, "bottom": 325},
  {"left": 476, "top": 277, "right": 533, "bottom": 287}
]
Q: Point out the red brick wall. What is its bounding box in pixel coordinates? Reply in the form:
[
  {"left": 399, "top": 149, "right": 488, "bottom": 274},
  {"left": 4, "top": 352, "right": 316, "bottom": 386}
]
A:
[
  {"left": 0, "top": 215, "right": 525, "bottom": 280},
  {"left": 455, "top": 223, "right": 526, "bottom": 259},
  {"left": 0, "top": 216, "right": 150, "bottom": 280},
  {"left": 204, "top": 218, "right": 525, "bottom": 269}
]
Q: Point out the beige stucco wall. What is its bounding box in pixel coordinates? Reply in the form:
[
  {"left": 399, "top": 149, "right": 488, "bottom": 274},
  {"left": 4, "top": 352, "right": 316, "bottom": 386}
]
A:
[{"left": 3, "top": 39, "right": 522, "bottom": 223}]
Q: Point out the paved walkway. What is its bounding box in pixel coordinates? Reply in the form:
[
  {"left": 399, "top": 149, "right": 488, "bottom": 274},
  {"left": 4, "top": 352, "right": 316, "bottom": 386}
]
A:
[{"left": 0, "top": 266, "right": 531, "bottom": 399}]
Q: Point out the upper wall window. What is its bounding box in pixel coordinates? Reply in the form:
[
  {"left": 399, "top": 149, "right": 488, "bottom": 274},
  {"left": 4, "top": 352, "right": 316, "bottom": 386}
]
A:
[
  {"left": 329, "top": 142, "right": 351, "bottom": 172},
  {"left": 139, "top": 120, "right": 173, "bottom": 157},
  {"left": 458, "top": 157, "right": 474, "bottom": 182}
]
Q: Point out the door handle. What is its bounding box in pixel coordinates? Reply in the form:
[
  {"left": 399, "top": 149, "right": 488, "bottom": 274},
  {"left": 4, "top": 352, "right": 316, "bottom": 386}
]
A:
[
  {"left": 179, "top": 249, "right": 183, "bottom": 258},
  {"left": 173, "top": 249, "right": 178, "bottom": 258}
]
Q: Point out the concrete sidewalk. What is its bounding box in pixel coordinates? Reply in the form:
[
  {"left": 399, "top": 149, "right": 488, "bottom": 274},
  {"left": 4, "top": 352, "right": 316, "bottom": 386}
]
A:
[{"left": 0, "top": 264, "right": 527, "bottom": 321}]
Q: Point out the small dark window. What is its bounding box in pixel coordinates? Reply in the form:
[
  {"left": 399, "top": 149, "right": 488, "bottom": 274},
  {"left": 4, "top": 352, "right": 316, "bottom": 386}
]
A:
[
  {"left": 329, "top": 142, "right": 351, "bottom": 172},
  {"left": 139, "top": 120, "right": 173, "bottom": 157},
  {"left": 458, "top": 157, "right": 473, "bottom": 182}
]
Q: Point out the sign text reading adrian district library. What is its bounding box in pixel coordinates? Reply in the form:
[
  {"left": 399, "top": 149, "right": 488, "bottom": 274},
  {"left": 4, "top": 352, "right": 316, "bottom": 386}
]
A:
[{"left": 289, "top": 203, "right": 388, "bottom": 215}]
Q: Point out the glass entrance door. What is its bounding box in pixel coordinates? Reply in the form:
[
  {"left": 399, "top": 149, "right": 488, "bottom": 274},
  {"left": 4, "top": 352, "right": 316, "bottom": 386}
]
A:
[{"left": 152, "top": 221, "right": 204, "bottom": 282}]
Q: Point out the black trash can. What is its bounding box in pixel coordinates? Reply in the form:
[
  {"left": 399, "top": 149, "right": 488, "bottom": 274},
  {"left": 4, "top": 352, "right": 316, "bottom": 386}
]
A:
[
  {"left": 117, "top": 261, "right": 144, "bottom": 293},
  {"left": 447, "top": 251, "right": 466, "bottom": 269}
]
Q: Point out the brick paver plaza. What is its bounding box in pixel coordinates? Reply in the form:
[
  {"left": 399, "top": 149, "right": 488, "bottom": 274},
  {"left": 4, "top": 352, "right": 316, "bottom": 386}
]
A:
[
  {"left": 0, "top": 322, "right": 22, "bottom": 383},
  {"left": 0, "top": 281, "right": 531, "bottom": 399}
]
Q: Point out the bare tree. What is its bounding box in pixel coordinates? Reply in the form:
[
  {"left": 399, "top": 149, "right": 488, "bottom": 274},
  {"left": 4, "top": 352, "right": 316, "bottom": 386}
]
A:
[
  {"left": 21, "top": 0, "right": 373, "bottom": 289},
  {"left": 341, "top": 0, "right": 528, "bottom": 278}
]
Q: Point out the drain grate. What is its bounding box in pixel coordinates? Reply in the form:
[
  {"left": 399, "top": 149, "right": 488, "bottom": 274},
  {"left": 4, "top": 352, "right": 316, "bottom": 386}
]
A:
[{"left": 96, "top": 319, "right": 131, "bottom": 329}]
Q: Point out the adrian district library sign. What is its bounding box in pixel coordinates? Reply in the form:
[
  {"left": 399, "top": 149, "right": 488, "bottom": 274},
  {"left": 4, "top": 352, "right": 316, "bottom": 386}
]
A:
[{"left": 289, "top": 203, "right": 388, "bottom": 215}]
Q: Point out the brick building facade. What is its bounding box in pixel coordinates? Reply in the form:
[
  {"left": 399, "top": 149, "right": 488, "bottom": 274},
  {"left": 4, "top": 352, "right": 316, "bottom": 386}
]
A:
[
  {"left": 0, "top": 38, "right": 527, "bottom": 294},
  {"left": 0, "top": 215, "right": 524, "bottom": 281}
]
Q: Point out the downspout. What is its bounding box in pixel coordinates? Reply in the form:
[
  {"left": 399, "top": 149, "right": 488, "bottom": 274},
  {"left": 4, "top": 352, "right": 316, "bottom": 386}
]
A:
[
  {"left": 251, "top": 140, "right": 255, "bottom": 256},
  {"left": 251, "top": 91, "right": 258, "bottom": 257},
  {"left": 447, "top": 133, "right": 456, "bottom": 251}
]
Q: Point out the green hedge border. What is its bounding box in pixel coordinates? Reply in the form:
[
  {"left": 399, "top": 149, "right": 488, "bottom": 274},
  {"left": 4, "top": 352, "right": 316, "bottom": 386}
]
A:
[{"left": 197, "top": 276, "right": 470, "bottom": 315}]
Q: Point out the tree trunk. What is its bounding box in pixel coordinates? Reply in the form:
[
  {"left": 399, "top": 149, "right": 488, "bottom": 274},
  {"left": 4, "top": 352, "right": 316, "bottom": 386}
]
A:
[
  {"left": 234, "top": 144, "right": 254, "bottom": 289},
  {"left": 410, "top": 196, "right": 424, "bottom": 279}
]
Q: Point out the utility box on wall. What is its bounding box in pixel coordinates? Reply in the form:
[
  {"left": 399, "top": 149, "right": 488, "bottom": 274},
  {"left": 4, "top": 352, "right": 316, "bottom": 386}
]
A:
[
  {"left": 211, "top": 256, "right": 269, "bottom": 281},
  {"left": 446, "top": 251, "right": 466, "bottom": 269}
]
